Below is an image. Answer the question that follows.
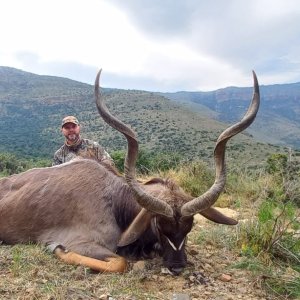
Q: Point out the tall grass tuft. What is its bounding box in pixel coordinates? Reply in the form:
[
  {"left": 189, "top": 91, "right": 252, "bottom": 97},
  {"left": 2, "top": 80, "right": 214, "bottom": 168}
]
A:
[
  {"left": 233, "top": 153, "right": 300, "bottom": 299},
  {"left": 189, "top": 152, "right": 300, "bottom": 299},
  {"left": 161, "top": 160, "right": 214, "bottom": 197}
]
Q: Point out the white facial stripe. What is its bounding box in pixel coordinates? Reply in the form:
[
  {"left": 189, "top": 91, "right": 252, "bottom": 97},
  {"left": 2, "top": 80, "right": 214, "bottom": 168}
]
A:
[
  {"left": 166, "top": 237, "right": 185, "bottom": 251},
  {"left": 166, "top": 237, "right": 177, "bottom": 251},
  {"left": 178, "top": 238, "right": 185, "bottom": 250}
]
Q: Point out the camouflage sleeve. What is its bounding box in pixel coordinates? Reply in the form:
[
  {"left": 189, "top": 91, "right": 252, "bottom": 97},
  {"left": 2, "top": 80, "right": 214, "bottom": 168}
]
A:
[{"left": 52, "top": 150, "right": 63, "bottom": 166}]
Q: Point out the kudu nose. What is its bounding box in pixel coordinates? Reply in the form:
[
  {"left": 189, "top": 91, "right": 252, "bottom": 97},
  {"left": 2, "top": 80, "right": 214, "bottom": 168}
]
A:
[{"left": 169, "top": 267, "right": 183, "bottom": 276}]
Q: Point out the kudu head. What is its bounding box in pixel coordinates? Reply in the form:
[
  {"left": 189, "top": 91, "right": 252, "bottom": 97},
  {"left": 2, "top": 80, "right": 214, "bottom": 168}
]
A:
[{"left": 95, "top": 70, "right": 260, "bottom": 275}]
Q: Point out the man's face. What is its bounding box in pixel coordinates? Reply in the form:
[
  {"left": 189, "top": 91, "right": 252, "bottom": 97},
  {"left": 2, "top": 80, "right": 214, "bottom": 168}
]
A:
[{"left": 62, "top": 123, "right": 80, "bottom": 143}]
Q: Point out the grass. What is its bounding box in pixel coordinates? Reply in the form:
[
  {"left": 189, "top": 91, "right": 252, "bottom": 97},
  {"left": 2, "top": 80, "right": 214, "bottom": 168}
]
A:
[
  {"left": 182, "top": 153, "right": 300, "bottom": 299},
  {"left": 194, "top": 220, "right": 300, "bottom": 299},
  {"left": 1, "top": 242, "right": 205, "bottom": 299},
  {"left": 1, "top": 153, "right": 300, "bottom": 299}
]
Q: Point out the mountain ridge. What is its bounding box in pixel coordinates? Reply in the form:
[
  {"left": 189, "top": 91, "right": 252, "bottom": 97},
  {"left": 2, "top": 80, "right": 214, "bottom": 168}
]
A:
[
  {"left": 0, "top": 66, "right": 295, "bottom": 165},
  {"left": 162, "top": 80, "right": 300, "bottom": 148}
]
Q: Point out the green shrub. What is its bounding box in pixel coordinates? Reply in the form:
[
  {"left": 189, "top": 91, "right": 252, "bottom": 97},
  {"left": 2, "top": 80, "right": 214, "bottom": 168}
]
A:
[
  {"left": 111, "top": 148, "right": 182, "bottom": 174},
  {"left": 161, "top": 160, "right": 214, "bottom": 197},
  {"left": 233, "top": 152, "right": 300, "bottom": 299},
  {"left": 265, "top": 152, "right": 300, "bottom": 206},
  {"left": 238, "top": 200, "right": 300, "bottom": 260},
  {"left": 0, "top": 152, "right": 51, "bottom": 177},
  {"left": 266, "top": 153, "right": 288, "bottom": 175}
]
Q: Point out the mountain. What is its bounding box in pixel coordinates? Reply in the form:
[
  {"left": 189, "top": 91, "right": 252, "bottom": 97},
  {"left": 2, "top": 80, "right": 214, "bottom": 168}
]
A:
[
  {"left": 0, "top": 67, "right": 292, "bottom": 166},
  {"left": 162, "top": 81, "right": 300, "bottom": 148}
]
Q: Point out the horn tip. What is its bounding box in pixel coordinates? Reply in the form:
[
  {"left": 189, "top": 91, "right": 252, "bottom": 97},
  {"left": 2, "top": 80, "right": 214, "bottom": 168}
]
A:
[
  {"left": 251, "top": 70, "right": 259, "bottom": 93},
  {"left": 95, "top": 68, "right": 102, "bottom": 87}
]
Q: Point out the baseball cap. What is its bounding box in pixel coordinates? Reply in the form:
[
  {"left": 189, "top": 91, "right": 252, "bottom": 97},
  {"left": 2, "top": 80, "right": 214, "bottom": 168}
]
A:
[{"left": 61, "top": 116, "right": 79, "bottom": 127}]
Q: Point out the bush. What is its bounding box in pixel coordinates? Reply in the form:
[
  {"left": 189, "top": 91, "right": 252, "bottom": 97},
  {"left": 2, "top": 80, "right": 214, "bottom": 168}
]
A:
[
  {"left": 111, "top": 148, "right": 182, "bottom": 174},
  {"left": 0, "top": 152, "right": 51, "bottom": 177},
  {"left": 161, "top": 160, "right": 214, "bottom": 197},
  {"left": 234, "top": 152, "right": 300, "bottom": 299},
  {"left": 266, "top": 153, "right": 288, "bottom": 175},
  {"left": 266, "top": 152, "right": 300, "bottom": 207},
  {"left": 0, "top": 152, "right": 26, "bottom": 176},
  {"left": 238, "top": 199, "right": 300, "bottom": 261}
]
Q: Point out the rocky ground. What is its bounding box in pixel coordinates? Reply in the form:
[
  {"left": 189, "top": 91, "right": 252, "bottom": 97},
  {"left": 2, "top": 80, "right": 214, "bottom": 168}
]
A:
[
  {"left": 119, "top": 209, "right": 271, "bottom": 300},
  {"left": 125, "top": 248, "right": 270, "bottom": 300}
]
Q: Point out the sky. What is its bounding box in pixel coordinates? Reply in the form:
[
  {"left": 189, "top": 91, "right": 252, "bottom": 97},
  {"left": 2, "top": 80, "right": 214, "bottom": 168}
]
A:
[{"left": 1, "top": 0, "right": 300, "bottom": 92}]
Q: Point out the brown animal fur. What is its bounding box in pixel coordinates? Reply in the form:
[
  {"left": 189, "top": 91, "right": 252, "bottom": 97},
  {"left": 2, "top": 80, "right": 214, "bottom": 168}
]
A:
[{"left": 0, "top": 158, "right": 193, "bottom": 262}]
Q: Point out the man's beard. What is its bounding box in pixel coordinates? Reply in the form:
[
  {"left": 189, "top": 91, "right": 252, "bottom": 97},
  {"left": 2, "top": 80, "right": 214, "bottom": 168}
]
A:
[
  {"left": 67, "top": 134, "right": 79, "bottom": 142},
  {"left": 65, "top": 134, "right": 80, "bottom": 146}
]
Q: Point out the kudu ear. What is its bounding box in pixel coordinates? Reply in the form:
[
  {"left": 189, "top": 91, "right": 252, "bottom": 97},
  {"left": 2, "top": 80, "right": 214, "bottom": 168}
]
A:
[
  {"left": 199, "top": 207, "right": 238, "bottom": 225},
  {"left": 118, "top": 208, "right": 152, "bottom": 247}
]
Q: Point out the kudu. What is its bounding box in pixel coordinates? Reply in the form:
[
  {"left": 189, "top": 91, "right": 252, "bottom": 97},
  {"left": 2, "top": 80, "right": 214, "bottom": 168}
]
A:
[{"left": 0, "top": 70, "right": 260, "bottom": 275}]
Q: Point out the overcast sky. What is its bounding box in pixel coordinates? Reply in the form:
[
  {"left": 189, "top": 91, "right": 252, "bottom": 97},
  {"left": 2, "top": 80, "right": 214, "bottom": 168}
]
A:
[{"left": 1, "top": 0, "right": 300, "bottom": 92}]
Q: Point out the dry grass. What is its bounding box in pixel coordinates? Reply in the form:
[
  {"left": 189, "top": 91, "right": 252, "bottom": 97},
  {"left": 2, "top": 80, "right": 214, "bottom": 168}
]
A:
[
  {"left": 0, "top": 224, "right": 269, "bottom": 300},
  {"left": 0, "top": 242, "right": 197, "bottom": 300}
]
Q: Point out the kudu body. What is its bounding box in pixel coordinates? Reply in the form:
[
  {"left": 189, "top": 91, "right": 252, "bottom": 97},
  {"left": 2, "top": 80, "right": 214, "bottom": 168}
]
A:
[{"left": 0, "top": 71, "right": 260, "bottom": 274}]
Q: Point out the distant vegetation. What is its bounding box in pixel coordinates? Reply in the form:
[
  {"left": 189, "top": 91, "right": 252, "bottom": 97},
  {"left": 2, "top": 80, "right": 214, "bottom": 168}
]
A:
[
  {"left": 0, "top": 66, "right": 295, "bottom": 168},
  {"left": 163, "top": 81, "right": 300, "bottom": 148},
  {"left": 0, "top": 152, "right": 50, "bottom": 177}
]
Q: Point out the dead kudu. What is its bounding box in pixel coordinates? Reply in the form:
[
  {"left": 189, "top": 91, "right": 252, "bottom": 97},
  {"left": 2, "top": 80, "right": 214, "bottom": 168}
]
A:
[{"left": 0, "top": 71, "right": 260, "bottom": 274}]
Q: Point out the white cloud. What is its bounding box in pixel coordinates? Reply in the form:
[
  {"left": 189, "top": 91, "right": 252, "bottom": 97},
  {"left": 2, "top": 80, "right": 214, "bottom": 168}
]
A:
[{"left": 1, "top": 0, "right": 300, "bottom": 91}]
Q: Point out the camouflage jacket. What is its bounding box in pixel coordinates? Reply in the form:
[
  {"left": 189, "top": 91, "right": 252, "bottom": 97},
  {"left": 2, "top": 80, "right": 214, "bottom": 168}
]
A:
[{"left": 52, "top": 138, "right": 113, "bottom": 166}]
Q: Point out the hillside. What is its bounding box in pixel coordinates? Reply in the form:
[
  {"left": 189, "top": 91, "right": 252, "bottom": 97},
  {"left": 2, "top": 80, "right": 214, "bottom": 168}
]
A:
[
  {"left": 162, "top": 82, "right": 300, "bottom": 148},
  {"left": 0, "top": 67, "right": 288, "bottom": 166}
]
